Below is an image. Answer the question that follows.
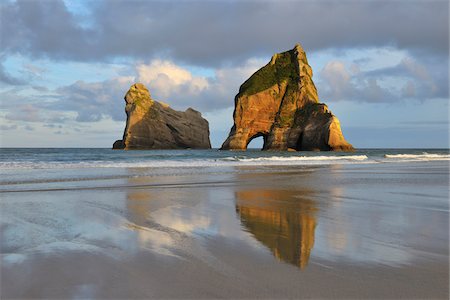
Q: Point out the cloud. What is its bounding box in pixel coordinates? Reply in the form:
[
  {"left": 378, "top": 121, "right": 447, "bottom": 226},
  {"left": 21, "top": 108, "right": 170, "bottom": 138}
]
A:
[
  {"left": 22, "top": 63, "right": 46, "bottom": 77},
  {"left": 366, "top": 57, "right": 447, "bottom": 99},
  {"left": 47, "top": 59, "right": 262, "bottom": 123},
  {"left": 2, "top": 51, "right": 445, "bottom": 128},
  {"left": 1, "top": 0, "right": 95, "bottom": 61},
  {"left": 1, "top": 1, "right": 448, "bottom": 148},
  {"left": 32, "top": 85, "right": 49, "bottom": 92},
  {"left": 0, "top": 62, "right": 26, "bottom": 86},
  {"left": 320, "top": 61, "right": 353, "bottom": 99},
  {"left": 24, "top": 124, "right": 34, "bottom": 131},
  {"left": 0, "top": 58, "right": 261, "bottom": 128},
  {"left": 54, "top": 76, "right": 134, "bottom": 122},
  {"left": 0, "top": 61, "right": 49, "bottom": 87},
  {"left": 1, "top": 0, "right": 447, "bottom": 66},
  {"left": 0, "top": 124, "right": 18, "bottom": 130},
  {"left": 5, "top": 104, "right": 44, "bottom": 122},
  {"left": 136, "top": 58, "right": 264, "bottom": 111},
  {"left": 318, "top": 55, "right": 448, "bottom": 102},
  {"left": 401, "top": 81, "right": 416, "bottom": 98},
  {"left": 136, "top": 60, "right": 208, "bottom": 99},
  {"left": 319, "top": 60, "right": 394, "bottom": 102}
]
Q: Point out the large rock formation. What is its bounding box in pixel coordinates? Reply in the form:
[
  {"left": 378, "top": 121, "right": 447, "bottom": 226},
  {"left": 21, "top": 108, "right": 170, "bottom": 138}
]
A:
[
  {"left": 221, "top": 44, "right": 354, "bottom": 151},
  {"left": 113, "top": 83, "right": 211, "bottom": 149}
]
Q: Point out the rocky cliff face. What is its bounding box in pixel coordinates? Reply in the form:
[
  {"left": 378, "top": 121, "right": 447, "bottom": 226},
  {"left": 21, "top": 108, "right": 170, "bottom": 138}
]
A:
[
  {"left": 221, "top": 44, "right": 354, "bottom": 151},
  {"left": 113, "top": 83, "right": 211, "bottom": 150}
]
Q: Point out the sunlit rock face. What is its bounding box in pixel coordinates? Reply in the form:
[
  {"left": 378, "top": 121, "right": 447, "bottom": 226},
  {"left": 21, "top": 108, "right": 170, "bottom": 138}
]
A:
[
  {"left": 221, "top": 44, "right": 354, "bottom": 151},
  {"left": 113, "top": 83, "right": 211, "bottom": 150},
  {"left": 235, "top": 189, "right": 317, "bottom": 269}
]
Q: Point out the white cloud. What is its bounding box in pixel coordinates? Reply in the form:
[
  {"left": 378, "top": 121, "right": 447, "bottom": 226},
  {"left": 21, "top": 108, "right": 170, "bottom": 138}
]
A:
[
  {"left": 320, "top": 60, "right": 395, "bottom": 102},
  {"left": 53, "top": 76, "right": 134, "bottom": 122},
  {"left": 1, "top": 58, "right": 263, "bottom": 137},
  {"left": 137, "top": 60, "right": 193, "bottom": 86},
  {"left": 136, "top": 60, "right": 208, "bottom": 99},
  {"left": 317, "top": 52, "right": 447, "bottom": 103},
  {"left": 400, "top": 57, "right": 431, "bottom": 81},
  {"left": 133, "top": 58, "right": 264, "bottom": 111},
  {"left": 320, "top": 61, "right": 353, "bottom": 100},
  {"left": 5, "top": 104, "right": 44, "bottom": 122},
  {"left": 401, "top": 81, "right": 416, "bottom": 97}
]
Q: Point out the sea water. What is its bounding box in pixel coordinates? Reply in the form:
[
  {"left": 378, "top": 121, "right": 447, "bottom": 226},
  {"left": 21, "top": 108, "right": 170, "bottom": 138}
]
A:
[{"left": 0, "top": 148, "right": 449, "bottom": 190}]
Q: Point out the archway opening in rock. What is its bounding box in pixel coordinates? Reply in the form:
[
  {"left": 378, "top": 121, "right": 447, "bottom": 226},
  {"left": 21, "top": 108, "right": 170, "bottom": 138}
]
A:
[
  {"left": 247, "top": 133, "right": 268, "bottom": 150},
  {"left": 295, "top": 132, "right": 304, "bottom": 151}
]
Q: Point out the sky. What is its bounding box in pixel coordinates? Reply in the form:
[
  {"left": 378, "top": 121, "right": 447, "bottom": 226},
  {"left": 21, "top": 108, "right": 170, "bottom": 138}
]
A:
[{"left": 0, "top": 0, "right": 448, "bottom": 148}]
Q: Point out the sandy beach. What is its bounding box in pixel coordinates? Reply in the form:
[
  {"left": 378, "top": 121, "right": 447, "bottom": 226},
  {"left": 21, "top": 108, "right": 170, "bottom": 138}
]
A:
[{"left": 1, "top": 160, "right": 449, "bottom": 299}]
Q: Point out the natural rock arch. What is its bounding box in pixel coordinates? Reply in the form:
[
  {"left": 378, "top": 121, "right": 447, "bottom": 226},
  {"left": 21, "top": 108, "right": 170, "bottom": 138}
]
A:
[
  {"left": 221, "top": 44, "right": 353, "bottom": 152},
  {"left": 246, "top": 132, "right": 268, "bottom": 150},
  {"left": 295, "top": 131, "right": 304, "bottom": 151}
]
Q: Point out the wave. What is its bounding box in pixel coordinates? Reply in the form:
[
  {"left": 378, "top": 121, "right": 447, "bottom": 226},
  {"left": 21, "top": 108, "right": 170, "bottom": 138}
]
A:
[
  {"left": 234, "top": 155, "right": 368, "bottom": 162},
  {"left": 0, "top": 155, "right": 370, "bottom": 170},
  {"left": 384, "top": 153, "right": 450, "bottom": 160},
  {"left": 1, "top": 152, "right": 448, "bottom": 170}
]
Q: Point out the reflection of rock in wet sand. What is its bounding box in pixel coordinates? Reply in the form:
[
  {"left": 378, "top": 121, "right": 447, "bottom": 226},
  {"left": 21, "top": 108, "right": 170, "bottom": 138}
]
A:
[
  {"left": 125, "top": 176, "right": 212, "bottom": 235},
  {"left": 235, "top": 189, "right": 317, "bottom": 269}
]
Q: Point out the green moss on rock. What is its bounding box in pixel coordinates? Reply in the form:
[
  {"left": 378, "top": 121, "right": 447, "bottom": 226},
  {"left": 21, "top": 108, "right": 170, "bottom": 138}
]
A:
[
  {"left": 238, "top": 50, "right": 300, "bottom": 97},
  {"left": 126, "top": 83, "right": 153, "bottom": 108},
  {"left": 294, "top": 103, "right": 331, "bottom": 126}
]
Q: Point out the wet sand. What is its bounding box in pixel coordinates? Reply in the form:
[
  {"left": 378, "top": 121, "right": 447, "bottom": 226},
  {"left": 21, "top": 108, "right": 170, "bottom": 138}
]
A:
[{"left": 1, "top": 162, "right": 449, "bottom": 299}]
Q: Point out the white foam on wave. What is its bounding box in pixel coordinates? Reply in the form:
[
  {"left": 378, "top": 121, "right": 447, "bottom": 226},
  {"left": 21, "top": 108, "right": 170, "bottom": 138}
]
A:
[
  {"left": 236, "top": 155, "right": 369, "bottom": 162},
  {"left": 0, "top": 155, "right": 370, "bottom": 170},
  {"left": 384, "top": 153, "right": 450, "bottom": 160},
  {"left": 2, "top": 152, "right": 449, "bottom": 170}
]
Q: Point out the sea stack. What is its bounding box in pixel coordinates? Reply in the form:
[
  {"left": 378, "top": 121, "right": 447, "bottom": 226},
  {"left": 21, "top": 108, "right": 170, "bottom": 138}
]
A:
[
  {"left": 113, "top": 83, "right": 211, "bottom": 150},
  {"left": 221, "top": 44, "right": 354, "bottom": 151}
]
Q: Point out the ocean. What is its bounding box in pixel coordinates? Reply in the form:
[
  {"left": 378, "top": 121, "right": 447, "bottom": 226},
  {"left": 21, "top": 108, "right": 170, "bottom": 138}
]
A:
[
  {"left": 1, "top": 148, "right": 449, "bottom": 298},
  {"left": 1, "top": 148, "right": 449, "bottom": 189}
]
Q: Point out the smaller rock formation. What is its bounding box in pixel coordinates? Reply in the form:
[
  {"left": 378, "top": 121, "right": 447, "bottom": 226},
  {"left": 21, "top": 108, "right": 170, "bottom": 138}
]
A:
[
  {"left": 113, "top": 83, "right": 211, "bottom": 150},
  {"left": 221, "top": 43, "right": 353, "bottom": 151}
]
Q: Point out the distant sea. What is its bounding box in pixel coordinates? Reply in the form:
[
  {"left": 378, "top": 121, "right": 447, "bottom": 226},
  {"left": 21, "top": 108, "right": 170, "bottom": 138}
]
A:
[{"left": 0, "top": 148, "right": 449, "bottom": 191}]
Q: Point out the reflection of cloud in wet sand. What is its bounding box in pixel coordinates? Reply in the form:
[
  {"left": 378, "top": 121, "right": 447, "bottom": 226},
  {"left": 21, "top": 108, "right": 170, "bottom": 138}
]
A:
[
  {"left": 124, "top": 176, "right": 215, "bottom": 256},
  {"left": 124, "top": 180, "right": 178, "bottom": 255},
  {"left": 235, "top": 189, "right": 317, "bottom": 269}
]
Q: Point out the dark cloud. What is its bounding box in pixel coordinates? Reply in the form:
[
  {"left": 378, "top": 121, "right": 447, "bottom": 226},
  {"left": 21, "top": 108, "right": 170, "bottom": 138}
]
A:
[
  {"left": 1, "top": 0, "right": 448, "bottom": 66},
  {"left": 1, "top": 0, "right": 95, "bottom": 61}
]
